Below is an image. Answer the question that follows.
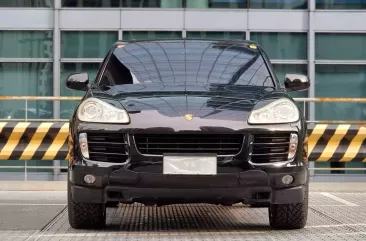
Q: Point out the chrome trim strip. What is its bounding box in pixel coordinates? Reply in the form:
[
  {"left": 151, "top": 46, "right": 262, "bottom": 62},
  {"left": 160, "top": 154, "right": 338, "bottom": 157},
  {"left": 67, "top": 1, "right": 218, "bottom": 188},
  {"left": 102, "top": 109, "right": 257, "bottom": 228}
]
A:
[
  {"left": 82, "top": 158, "right": 130, "bottom": 167},
  {"left": 248, "top": 159, "right": 294, "bottom": 167}
]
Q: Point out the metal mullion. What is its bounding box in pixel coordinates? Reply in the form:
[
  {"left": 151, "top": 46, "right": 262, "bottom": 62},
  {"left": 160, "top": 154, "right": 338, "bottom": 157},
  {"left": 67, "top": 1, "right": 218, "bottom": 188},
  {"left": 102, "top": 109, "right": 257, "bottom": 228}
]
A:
[
  {"left": 308, "top": 0, "right": 316, "bottom": 177},
  {"left": 60, "top": 58, "right": 104, "bottom": 63},
  {"left": 185, "top": 29, "right": 248, "bottom": 32},
  {"left": 60, "top": 29, "right": 120, "bottom": 32},
  {"left": 315, "top": 60, "right": 366, "bottom": 65},
  {"left": 118, "top": 29, "right": 123, "bottom": 40},
  {"left": 0, "top": 28, "right": 53, "bottom": 31},
  {"left": 0, "top": 58, "right": 52, "bottom": 63},
  {"left": 53, "top": 0, "right": 61, "bottom": 181},
  {"left": 249, "top": 30, "right": 308, "bottom": 33},
  {"left": 315, "top": 30, "right": 366, "bottom": 34},
  {"left": 270, "top": 60, "right": 308, "bottom": 64}
]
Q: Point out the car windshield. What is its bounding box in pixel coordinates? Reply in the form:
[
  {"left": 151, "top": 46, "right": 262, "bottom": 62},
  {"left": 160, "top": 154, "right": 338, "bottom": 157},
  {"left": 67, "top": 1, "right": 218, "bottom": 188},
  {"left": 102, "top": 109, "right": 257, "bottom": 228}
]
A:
[{"left": 98, "top": 40, "right": 275, "bottom": 88}]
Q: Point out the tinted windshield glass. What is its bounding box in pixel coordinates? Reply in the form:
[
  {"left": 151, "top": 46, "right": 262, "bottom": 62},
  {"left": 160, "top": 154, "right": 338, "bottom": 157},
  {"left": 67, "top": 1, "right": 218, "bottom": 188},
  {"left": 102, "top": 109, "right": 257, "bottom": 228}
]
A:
[{"left": 98, "top": 40, "right": 274, "bottom": 87}]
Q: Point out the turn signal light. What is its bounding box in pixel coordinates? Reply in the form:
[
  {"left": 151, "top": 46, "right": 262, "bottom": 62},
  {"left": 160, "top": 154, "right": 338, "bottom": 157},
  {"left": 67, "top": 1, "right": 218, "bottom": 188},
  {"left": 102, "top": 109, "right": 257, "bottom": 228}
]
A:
[
  {"left": 288, "top": 134, "right": 298, "bottom": 159},
  {"left": 79, "top": 133, "right": 89, "bottom": 159}
]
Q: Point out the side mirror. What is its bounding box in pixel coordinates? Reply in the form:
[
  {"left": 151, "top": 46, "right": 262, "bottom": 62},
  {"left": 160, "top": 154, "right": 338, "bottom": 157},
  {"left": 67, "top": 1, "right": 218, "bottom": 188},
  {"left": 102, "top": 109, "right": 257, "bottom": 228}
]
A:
[
  {"left": 66, "top": 73, "right": 89, "bottom": 91},
  {"left": 284, "top": 74, "right": 310, "bottom": 92}
]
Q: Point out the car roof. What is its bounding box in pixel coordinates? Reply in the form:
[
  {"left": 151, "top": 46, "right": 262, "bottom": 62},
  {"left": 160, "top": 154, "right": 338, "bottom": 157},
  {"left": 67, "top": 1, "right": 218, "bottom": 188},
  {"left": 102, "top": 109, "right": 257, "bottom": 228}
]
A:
[{"left": 114, "top": 38, "right": 260, "bottom": 49}]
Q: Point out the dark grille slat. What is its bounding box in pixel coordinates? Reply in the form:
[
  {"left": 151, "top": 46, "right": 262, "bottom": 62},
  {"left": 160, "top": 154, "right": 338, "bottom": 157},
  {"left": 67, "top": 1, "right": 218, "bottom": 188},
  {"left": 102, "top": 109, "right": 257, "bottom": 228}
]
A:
[
  {"left": 252, "top": 145, "right": 288, "bottom": 153},
  {"left": 136, "top": 137, "right": 241, "bottom": 140},
  {"left": 88, "top": 141, "right": 127, "bottom": 145},
  {"left": 252, "top": 142, "right": 289, "bottom": 145},
  {"left": 139, "top": 148, "right": 239, "bottom": 151},
  {"left": 89, "top": 151, "right": 128, "bottom": 155},
  {"left": 134, "top": 134, "right": 243, "bottom": 156},
  {"left": 250, "top": 153, "right": 288, "bottom": 156},
  {"left": 137, "top": 142, "right": 240, "bottom": 145},
  {"left": 86, "top": 132, "right": 129, "bottom": 163},
  {"left": 250, "top": 133, "right": 291, "bottom": 163}
]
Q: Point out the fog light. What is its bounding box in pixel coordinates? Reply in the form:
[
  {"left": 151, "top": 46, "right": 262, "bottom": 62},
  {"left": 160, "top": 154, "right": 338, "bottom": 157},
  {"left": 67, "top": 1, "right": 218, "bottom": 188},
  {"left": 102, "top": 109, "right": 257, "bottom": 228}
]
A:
[
  {"left": 84, "top": 174, "right": 96, "bottom": 184},
  {"left": 282, "top": 175, "right": 294, "bottom": 185}
]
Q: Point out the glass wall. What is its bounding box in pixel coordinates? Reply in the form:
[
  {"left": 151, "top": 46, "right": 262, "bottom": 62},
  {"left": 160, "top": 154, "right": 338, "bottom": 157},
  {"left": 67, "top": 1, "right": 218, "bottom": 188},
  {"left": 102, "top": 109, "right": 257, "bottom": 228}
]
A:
[
  {"left": 62, "top": 0, "right": 183, "bottom": 7},
  {"left": 315, "top": 65, "right": 366, "bottom": 120},
  {"left": 61, "top": 31, "right": 118, "bottom": 58},
  {"left": 123, "top": 31, "right": 182, "bottom": 40},
  {"left": 186, "top": 0, "right": 307, "bottom": 8},
  {"left": 0, "top": 31, "right": 53, "bottom": 119},
  {"left": 0, "top": 30, "right": 53, "bottom": 173},
  {"left": 0, "top": 0, "right": 53, "bottom": 7},
  {"left": 316, "top": 33, "right": 366, "bottom": 60},
  {"left": 186, "top": 0, "right": 247, "bottom": 8},
  {"left": 315, "top": 32, "right": 366, "bottom": 174},
  {"left": 122, "top": 0, "right": 182, "bottom": 7},
  {"left": 250, "top": 32, "right": 307, "bottom": 60},
  {"left": 0, "top": 31, "right": 53, "bottom": 58},
  {"left": 316, "top": 0, "right": 366, "bottom": 9},
  {"left": 249, "top": 0, "right": 307, "bottom": 9},
  {"left": 315, "top": 33, "right": 366, "bottom": 121},
  {"left": 62, "top": 0, "right": 308, "bottom": 9},
  {"left": 187, "top": 31, "right": 245, "bottom": 40}
]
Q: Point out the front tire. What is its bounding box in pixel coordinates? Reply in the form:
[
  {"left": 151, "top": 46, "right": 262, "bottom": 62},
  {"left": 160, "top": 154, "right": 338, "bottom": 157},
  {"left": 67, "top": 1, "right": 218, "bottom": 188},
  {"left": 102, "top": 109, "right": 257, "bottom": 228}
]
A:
[
  {"left": 68, "top": 180, "right": 106, "bottom": 229},
  {"left": 268, "top": 184, "right": 308, "bottom": 230}
]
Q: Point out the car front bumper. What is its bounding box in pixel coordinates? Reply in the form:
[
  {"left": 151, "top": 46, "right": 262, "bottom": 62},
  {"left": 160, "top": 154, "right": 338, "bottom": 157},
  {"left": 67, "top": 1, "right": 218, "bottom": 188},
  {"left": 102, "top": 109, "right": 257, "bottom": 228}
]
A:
[{"left": 69, "top": 165, "right": 308, "bottom": 205}]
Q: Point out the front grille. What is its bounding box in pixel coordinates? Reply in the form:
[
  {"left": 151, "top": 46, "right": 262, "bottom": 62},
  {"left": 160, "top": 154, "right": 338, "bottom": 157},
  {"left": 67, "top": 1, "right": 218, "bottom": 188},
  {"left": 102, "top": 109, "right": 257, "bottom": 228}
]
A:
[
  {"left": 86, "top": 132, "right": 129, "bottom": 163},
  {"left": 249, "top": 133, "right": 290, "bottom": 163},
  {"left": 134, "top": 134, "right": 244, "bottom": 156}
]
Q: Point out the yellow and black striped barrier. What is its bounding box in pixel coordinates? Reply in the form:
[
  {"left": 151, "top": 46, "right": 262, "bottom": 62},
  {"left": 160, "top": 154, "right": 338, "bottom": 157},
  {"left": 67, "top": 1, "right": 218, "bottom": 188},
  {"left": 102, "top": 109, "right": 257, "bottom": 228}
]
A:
[
  {"left": 307, "top": 124, "right": 366, "bottom": 162},
  {"left": 0, "top": 122, "right": 365, "bottom": 162},
  {"left": 0, "top": 122, "right": 69, "bottom": 161}
]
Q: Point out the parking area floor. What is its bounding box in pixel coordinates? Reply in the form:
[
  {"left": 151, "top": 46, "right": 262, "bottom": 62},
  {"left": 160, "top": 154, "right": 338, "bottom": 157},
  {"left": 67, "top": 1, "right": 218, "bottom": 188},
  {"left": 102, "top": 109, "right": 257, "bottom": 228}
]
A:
[{"left": 1, "top": 190, "right": 366, "bottom": 241}]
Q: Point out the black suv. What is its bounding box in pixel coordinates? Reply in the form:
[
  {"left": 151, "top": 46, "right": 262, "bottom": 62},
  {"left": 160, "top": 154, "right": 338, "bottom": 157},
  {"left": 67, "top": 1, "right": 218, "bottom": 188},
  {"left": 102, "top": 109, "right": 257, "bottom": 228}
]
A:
[{"left": 66, "top": 39, "right": 310, "bottom": 230}]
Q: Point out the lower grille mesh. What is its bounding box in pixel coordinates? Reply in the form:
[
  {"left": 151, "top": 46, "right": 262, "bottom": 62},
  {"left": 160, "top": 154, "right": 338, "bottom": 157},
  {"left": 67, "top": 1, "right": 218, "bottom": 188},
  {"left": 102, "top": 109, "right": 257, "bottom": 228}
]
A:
[
  {"left": 134, "top": 134, "right": 244, "bottom": 156},
  {"left": 250, "top": 133, "right": 290, "bottom": 163}
]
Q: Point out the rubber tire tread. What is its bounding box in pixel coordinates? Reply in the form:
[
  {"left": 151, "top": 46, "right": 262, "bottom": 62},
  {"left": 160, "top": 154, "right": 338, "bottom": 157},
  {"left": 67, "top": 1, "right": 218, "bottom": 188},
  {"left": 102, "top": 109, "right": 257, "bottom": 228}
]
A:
[
  {"left": 268, "top": 184, "right": 309, "bottom": 230},
  {"left": 68, "top": 179, "right": 106, "bottom": 229}
]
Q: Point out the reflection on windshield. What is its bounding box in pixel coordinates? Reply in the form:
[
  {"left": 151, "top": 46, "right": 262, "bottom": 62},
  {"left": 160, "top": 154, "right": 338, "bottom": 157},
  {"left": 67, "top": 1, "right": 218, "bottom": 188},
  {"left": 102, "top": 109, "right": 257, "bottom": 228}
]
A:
[{"left": 99, "top": 40, "right": 274, "bottom": 88}]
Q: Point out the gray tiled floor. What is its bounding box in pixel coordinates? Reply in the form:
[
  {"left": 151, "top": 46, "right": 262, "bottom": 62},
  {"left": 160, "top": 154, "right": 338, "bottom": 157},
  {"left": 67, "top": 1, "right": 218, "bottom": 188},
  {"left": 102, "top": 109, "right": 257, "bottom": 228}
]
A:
[{"left": 2, "top": 192, "right": 366, "bottom": 240}]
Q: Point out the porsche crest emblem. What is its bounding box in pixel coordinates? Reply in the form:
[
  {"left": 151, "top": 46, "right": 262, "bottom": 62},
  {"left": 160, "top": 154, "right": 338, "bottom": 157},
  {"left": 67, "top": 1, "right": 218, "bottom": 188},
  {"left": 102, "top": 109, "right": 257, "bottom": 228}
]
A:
[{"left": 184, "top": 114, "right": 193, "bottom": 121}]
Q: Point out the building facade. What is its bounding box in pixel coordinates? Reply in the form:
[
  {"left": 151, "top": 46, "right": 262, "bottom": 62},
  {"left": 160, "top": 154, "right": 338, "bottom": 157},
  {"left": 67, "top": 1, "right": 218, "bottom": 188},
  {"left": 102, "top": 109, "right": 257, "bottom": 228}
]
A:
[{"left": 0, "top": 0, "right": 366, "bottom": 180}]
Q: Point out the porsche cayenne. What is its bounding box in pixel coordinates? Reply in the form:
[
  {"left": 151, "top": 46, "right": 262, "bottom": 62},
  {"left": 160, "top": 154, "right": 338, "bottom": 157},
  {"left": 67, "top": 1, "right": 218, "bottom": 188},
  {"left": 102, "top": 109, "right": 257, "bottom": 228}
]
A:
[{"left": 66, "top": 39, "right": 310, "bottom": 230}]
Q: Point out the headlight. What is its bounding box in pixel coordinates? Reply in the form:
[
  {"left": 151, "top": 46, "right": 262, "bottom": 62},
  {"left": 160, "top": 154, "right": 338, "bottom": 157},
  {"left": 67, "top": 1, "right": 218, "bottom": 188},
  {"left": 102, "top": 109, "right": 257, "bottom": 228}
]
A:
[
  {"left": 248, "top": 98, "right": 299, "bottom": 124},
  {"left": 77, "top": 98, "right": 130, "bottom": 123}
]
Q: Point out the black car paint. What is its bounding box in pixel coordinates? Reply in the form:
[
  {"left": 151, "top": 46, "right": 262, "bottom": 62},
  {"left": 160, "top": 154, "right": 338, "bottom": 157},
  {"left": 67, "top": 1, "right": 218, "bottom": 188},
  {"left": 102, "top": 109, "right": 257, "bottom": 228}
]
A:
[{"left": 67, "top": 39, "right": 308, "bottom": 206}]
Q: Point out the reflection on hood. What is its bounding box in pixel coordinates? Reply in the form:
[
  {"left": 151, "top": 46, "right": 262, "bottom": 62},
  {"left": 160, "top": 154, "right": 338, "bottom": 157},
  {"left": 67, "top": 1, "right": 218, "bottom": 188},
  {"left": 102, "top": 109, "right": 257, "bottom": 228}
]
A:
[{"left": 92, "top": 83, "right": 285, "bottom": 122}]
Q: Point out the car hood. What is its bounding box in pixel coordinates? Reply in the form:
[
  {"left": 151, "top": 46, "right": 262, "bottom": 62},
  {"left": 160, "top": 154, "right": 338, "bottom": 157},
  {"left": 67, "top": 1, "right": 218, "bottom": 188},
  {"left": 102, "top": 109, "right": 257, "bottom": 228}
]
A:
[{"left": 89, "top": 84, "right": 288, "bottom": 125}]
